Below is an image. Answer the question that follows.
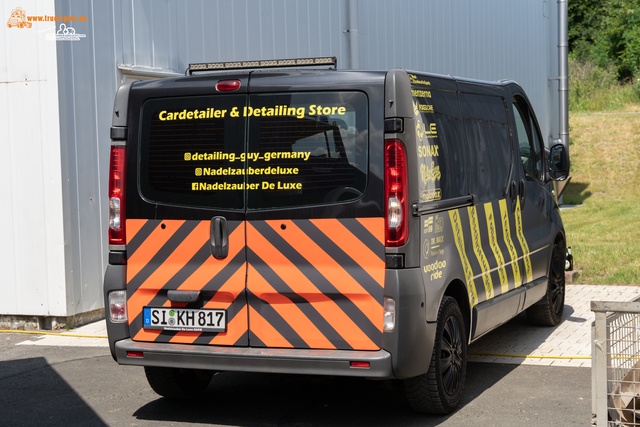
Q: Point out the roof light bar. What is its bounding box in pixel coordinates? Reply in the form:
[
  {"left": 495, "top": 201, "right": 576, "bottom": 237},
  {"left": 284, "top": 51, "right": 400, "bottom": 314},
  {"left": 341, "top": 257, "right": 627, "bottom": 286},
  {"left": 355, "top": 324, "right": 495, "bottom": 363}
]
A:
[{"left": 188, "top": 57, "right": 337, "bottom": 74}]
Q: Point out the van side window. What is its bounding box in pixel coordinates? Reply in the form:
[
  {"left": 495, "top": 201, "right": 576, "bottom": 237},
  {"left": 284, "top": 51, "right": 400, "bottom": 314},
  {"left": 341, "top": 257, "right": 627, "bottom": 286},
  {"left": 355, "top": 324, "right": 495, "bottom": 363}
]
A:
[
  {"left": 459, "top": 94, "right": 511, "bottom": 203},
  {"left": 512, "top": 97, "right": 543, "bottom": 181}
]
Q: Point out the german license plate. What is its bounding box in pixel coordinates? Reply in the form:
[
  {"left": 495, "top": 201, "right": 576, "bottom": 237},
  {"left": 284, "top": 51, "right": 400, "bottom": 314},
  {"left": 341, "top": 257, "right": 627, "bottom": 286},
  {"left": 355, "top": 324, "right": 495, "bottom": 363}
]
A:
[{"left": 143, "top": 307, "right": 226, "bottom": 333}]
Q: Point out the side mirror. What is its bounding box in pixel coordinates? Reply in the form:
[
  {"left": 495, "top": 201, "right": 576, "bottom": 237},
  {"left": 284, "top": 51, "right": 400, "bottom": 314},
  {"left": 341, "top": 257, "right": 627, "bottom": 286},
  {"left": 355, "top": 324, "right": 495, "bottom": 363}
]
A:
[{"left": 549, "top": 144, "right": 569, "bottom": 181}]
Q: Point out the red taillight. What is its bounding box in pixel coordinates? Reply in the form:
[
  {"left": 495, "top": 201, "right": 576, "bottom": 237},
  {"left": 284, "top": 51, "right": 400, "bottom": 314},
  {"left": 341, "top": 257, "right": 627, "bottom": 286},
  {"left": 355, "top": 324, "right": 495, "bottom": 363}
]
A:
[
  {"left": 350, "top": 361, "right": 370, "bottom": 368},
  {"left": 385, "top": 139, "right": 408, "bottom": 247},
  {"left": 127, "top": 351, "right": 144, "bottom": 358},
  {"left": 216, "top": 80, "right": 241, "bottom": 91},
  {"left": 108, "top": 146, "right": 126, "bottom": 245}
]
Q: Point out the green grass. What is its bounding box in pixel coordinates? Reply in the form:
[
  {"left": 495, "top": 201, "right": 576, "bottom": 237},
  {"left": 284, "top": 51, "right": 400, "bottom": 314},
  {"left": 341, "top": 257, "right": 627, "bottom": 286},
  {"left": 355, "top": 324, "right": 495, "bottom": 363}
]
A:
[
  {"left": 561, "top": 111, "right": 640, "bottom": 284},
  {"left": 569, "top": 57, "right": 640, "bottom": 113}
]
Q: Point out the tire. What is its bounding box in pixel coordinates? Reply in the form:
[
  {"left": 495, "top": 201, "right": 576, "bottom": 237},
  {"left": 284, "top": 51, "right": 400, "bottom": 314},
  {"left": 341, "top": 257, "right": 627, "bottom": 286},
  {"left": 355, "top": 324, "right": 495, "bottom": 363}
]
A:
[
  {"left": 144, "top": 366, "right": 215, "bottom": 398},
  {"left": 526, "top": 240, "right": 566, "bottom": 326},
  {"left": 404, "top": 296, "right": 467, "bottom": 414}
]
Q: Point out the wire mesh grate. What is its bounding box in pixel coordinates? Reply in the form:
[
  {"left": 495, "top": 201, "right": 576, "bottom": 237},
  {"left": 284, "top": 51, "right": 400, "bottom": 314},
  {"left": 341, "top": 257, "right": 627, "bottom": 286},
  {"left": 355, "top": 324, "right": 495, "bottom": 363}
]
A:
[{"left": 592, "top": 301, "right": 640, "bottom": 426}]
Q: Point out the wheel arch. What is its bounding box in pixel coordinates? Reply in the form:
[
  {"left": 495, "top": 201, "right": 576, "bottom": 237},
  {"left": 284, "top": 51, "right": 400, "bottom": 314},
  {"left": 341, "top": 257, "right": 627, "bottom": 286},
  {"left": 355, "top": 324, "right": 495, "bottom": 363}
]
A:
[
  {"left": 443, "top": 279, "right": 471, "bottom": 343},
  {"left": 550, "top": 231, "right": 567, "bottom": 273}
]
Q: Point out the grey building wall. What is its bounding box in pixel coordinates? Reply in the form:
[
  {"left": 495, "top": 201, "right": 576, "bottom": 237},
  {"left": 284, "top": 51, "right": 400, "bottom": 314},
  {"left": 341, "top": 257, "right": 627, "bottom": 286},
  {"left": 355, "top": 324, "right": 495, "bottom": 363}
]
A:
[
  {"left": 53, "top": 0, "right": 561, "bottom": 315},
  {"left": 55, "top": 0, "right": 122, "bottom": 315},
  {"left": 357, "top": 0, "right": 560, "bottom": 141}
]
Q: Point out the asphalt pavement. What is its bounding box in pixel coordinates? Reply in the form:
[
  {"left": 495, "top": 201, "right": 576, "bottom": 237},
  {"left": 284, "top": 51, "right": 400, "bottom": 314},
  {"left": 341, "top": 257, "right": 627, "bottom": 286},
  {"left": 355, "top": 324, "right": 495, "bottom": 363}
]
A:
[
  {"left": 3, "top": 283, "right": 639, "bottom": 426},
  {"left": 0, "top": 334, "right": 589, "bottom": 427}
]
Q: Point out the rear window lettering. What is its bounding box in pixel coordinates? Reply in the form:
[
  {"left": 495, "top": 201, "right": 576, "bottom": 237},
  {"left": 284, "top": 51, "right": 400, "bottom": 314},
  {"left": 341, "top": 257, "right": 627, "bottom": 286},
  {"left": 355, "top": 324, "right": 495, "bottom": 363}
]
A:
[
  {"left": 139, "top": 95, "right": 247, "bottom": 210},
  {"left": 138, "top": 92, "right": 368, "bottom": 210}
]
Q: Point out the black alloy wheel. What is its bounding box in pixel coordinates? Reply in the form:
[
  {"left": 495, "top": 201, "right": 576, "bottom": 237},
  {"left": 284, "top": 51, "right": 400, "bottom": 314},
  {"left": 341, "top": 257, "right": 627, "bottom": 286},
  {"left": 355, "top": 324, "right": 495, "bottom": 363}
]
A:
[
  {"left": 405, "top": 296, "right": 467, "bottom": 414},
  {"left": 441, "top": 315, "right": 464, "bottom": 397},
  {"left": 548, "top": 247, "right": 565, "bottom": 316},
  {"left": 527, "top": 241, "right": 566, "bottom": 326}
]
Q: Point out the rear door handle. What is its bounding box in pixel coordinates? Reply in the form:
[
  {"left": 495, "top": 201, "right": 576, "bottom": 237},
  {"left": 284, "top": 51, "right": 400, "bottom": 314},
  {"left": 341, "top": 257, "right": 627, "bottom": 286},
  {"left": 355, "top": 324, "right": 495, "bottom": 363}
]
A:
[{"left": 210, "top": 216, "right": 229, "bottom": 259}]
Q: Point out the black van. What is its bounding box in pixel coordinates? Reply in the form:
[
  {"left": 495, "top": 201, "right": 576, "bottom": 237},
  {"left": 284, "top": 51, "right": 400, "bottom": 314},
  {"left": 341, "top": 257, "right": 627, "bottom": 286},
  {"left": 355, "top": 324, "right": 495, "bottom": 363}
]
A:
[{"left": 104, "top": 58, "right": 569, "bottom": 414}]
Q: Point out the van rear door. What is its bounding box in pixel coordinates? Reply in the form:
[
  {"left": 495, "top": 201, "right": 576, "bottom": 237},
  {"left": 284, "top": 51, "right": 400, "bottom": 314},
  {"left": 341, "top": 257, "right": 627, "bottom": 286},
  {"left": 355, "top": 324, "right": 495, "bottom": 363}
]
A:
[
  {"left": 126, "top": 77, "right": 386, "bottom": 351},
  {"left": 243, "top": 90, "right": 386, "bottom": 350},
  {"left": 127, "top": 91, "right": 250, "bottom": 346}
]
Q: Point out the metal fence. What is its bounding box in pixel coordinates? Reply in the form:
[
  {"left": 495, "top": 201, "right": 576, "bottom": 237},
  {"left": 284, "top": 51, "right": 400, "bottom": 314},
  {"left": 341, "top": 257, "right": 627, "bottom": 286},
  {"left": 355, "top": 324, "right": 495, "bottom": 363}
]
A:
[{"left": 592, "top": 300, "right": 640, "bottom": 426}]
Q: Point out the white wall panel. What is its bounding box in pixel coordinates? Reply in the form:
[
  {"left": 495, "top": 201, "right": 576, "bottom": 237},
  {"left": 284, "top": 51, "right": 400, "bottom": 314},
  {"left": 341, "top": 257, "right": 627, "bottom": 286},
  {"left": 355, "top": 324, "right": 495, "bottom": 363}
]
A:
[{"left": 0, "top": 0, "right": 66, "bottom": 316}]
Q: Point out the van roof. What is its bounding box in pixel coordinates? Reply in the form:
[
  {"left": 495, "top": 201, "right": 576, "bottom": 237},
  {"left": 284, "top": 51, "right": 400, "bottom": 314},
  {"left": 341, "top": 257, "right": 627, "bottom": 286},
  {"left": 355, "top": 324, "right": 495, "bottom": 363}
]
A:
[{"left": 129, "top": 68, "right": 521, "bottom": 98}]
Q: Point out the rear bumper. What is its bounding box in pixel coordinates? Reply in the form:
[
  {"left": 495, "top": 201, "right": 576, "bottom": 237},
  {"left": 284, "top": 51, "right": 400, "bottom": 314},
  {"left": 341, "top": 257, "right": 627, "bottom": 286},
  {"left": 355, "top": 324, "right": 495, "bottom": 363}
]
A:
[
  {"left": 105, "top": 264, "right": 435, "bottom": 380},
  {"left": 115, "top": 339, "right": 394, "bottom": 378}
]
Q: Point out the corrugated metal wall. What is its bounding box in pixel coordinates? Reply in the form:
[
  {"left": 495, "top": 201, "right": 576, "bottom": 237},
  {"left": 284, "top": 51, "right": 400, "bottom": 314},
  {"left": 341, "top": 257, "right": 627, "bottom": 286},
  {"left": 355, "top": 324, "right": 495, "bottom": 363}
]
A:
[
  {"left": 2, "top": 0, "right": 559, "bottom": 318},
  {"left": 109, "top": 0, "right": 558, "bottom": 138},
  {"left": 358, "top": 0, "right": 558, "bottom": 138},
  {"left": 118, "top": 0, "right": 350, "bottom": 74}
]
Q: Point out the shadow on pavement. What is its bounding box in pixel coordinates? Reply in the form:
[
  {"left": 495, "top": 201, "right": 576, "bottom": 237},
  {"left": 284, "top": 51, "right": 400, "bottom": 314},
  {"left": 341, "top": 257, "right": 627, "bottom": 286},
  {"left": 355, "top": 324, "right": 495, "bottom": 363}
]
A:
[
  {"left": 0, "top": 357, "right": 107, "bottom": 426},
  {"left": 133, "top": 363, "right": 519, "bottom": 426}
]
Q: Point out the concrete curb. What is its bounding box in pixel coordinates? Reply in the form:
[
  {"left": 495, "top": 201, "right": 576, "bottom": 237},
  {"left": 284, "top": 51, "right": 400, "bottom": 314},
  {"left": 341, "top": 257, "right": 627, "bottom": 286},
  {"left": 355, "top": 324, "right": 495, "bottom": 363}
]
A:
[{"left": 566, "top": 270, "right": 581, "bottom": 284}]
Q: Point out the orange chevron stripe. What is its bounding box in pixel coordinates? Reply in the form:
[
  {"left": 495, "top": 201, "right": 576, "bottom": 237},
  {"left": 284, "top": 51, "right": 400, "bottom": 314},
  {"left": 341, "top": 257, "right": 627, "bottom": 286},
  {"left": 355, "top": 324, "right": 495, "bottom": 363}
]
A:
[
  {"left": 176, "top": 225, "right": 246, "bottom": 292},
  {"left": 356, "top": 217, "right": 385, "bottom": 245},
  {"left": 247, "top": 222, "right": 378, "bottom": 350},
  {"left": 248, "top": 264, "right": 335, "bottom": 349},
  {"left": 126, "top": 219, "right": 148, "bottom": 245},
  {"left": 202, "top": 263, "right": 247, "bottom": 309},
  {"left": 168, "top": 302, "right": 188, "bottom": 308},
  {"left": 169, "top": 331, "right": 202, "bottom": 344},
  {"left": 160, "top": 265, "right": 248, "bottom": 345},
  {"left": 310, "top": 218, "right": 385, "bottom": 287},
  {"left": 160, "top": 268, "right": 249, "bottom": 345},
  {"left": 209, "top": 305, "right": 248, "bottom": 346},
  {"left": 127, "top": 221, "right": 248, "bottom": 347},
  {"left": 126, "top": 220, "right": 185, "bottom": 281},
  {"left": 267, "top": 220, "right": 382, "bottom": 331},
  {"left": 127, "top": 288, "right": 157, "bottom": 327},
  {"left": 249, "top": 306, "right": 293, "bottom": 348},
  {"left": 127, "top": 221, "right": 210, "bottom": 321},
  {"left": 132, "top": 327, "right": 162, "bottom": 342},
  {"left": 138, "top": 221, "right": 210, "bottom": 291}
]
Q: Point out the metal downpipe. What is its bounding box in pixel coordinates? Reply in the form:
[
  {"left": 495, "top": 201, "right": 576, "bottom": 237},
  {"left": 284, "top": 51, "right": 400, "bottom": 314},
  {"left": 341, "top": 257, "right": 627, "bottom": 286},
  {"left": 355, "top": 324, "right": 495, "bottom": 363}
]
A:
[
  {"left": 553, "top": 0, "right": 570, "bottom": 199},
  {"left": 558, "top": 0, "right": 569, "bottom": 157}
]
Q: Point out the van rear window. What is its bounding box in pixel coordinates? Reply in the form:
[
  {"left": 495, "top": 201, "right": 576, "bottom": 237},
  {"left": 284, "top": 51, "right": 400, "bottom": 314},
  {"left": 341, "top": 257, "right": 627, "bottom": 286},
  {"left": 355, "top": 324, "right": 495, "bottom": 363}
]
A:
[
  {"left": 138, "top": 92, "right": 368, "bottom": 210},
  {"left": 139, "top": 95, "right": 247, "bottom": 210},
  {"left": 246, "top": 92, "right": 368, "bottom": 209}
]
